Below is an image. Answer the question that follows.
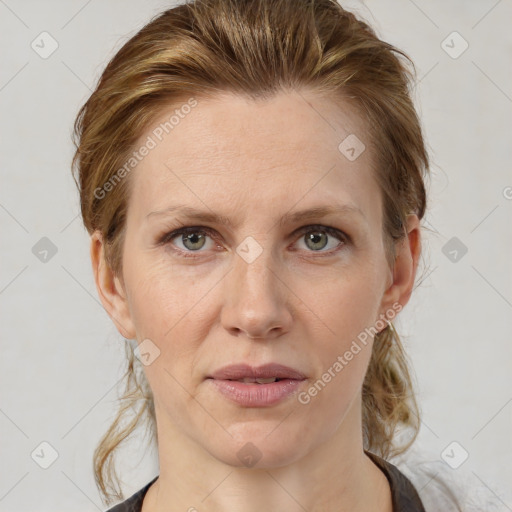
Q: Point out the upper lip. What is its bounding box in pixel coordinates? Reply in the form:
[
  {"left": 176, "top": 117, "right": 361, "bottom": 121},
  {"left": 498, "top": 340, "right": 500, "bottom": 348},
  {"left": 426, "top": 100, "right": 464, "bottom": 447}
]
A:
[{"left": 207, "top": 363, "right": 306, "bottom": 380}]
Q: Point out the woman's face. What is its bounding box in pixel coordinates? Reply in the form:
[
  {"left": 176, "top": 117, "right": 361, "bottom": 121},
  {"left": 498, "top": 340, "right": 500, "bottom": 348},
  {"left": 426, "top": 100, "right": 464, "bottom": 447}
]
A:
[{"left": 93, "top": 90, "right": 418, "bottom": 468}]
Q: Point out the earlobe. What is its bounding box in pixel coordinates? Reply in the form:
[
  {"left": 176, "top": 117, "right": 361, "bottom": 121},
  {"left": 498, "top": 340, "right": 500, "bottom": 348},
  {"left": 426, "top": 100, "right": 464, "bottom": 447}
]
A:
[
  {"left": 378, "top": 214, "right": 421, "bottom": 321},
  {"left": 90, "top": 230, "right": 136, "bottom": 340}
]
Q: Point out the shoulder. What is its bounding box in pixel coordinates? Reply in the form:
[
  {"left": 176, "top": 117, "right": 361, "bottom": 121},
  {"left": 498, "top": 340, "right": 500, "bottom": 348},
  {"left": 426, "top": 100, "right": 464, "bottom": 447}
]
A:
[
  {"left": 388, "top": 445, "right": 510, "bottom": 512},
  {"left": 104, "top": 476, "right": 158, "bottom": 512}
]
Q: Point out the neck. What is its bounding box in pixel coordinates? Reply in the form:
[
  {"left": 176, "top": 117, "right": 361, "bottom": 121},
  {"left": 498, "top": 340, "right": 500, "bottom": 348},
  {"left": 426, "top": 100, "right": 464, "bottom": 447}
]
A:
[{"left": 142, "top": 395, "right": 392, "bottom": 512}]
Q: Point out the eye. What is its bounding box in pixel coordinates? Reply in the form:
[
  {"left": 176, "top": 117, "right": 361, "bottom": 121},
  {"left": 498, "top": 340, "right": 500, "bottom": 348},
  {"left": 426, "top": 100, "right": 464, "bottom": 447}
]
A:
[
  {"left": 159, "top": 226, "right": 218, "bottom": 256},
  {"left": 293, "top": 225, "right": 348, "bottom": 253},
  {"left": 158, "top": 224, "right": 349, "bottom": 258}
]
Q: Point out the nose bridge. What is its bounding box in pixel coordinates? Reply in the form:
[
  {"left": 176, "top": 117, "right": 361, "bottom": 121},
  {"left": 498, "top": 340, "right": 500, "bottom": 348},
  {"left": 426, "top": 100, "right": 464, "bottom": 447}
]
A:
[
  {"left": 221, "top": 235, "right": 291, "bottom": 338},
  {"left": 236, "top": 240, "right": 274, "bottom": 293}
]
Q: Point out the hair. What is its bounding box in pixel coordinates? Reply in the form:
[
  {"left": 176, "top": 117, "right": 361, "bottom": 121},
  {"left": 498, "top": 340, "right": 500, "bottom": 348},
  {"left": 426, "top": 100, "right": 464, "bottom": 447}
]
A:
[{"left": 71, "top": 0, "right": 432, "bottom": 506}]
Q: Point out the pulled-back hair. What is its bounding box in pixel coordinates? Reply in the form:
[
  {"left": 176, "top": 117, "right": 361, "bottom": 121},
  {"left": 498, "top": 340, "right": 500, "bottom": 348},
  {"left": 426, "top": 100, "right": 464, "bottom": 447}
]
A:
[{"left": 71, "top": 0, "right": 429, "bottom": 505}]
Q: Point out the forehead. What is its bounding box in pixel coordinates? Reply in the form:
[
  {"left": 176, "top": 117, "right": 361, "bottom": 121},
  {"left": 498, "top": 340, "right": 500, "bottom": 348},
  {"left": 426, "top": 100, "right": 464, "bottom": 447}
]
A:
[{"left": 126, "top": 90, "right": 380, "bottom": 226}]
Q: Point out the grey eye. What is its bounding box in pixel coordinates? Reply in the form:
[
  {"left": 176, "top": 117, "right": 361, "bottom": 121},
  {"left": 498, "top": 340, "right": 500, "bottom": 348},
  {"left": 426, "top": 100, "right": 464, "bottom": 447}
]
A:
[
  {"left": 296, "top": 228, "right": 344, "bottom": 252},
  {"left": 181, "top": 232, "right": 207, "bottom": 251},
  {"left": 304, "top": 231, "right": 329, "bottom": 251}
]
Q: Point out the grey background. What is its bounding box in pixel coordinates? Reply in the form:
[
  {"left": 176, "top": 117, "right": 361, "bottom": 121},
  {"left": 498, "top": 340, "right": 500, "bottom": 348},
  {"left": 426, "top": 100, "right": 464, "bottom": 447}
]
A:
[{"left": 1, "top": 0, "right": 511, "bottom": 510}]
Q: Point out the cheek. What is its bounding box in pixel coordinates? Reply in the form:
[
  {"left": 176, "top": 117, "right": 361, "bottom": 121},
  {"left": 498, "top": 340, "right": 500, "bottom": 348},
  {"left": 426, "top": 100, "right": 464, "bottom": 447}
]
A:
[
  {"left": 125, "top": 250, "right": 209, "bottom": 333},
  {"left": 294, "top": 259, "right": 383, "bottom": 347},
  {"left": 123, "top": 252, "right": 223, "bottom": 374},
  {"left": 291, "top": 261, "right": 382, "bottom": 403}
]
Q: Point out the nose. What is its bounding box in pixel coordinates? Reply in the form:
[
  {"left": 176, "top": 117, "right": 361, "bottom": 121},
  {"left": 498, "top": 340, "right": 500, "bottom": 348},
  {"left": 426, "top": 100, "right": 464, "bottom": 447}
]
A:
[{"left": 220, "top": 242, "right": 293, "bottom": 340}]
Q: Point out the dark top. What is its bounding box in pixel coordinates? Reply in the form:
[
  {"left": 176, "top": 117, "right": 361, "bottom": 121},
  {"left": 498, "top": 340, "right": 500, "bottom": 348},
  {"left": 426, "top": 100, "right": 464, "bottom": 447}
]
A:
[{"left": 105, "top": 450, "right": 426, "bottom": 511}]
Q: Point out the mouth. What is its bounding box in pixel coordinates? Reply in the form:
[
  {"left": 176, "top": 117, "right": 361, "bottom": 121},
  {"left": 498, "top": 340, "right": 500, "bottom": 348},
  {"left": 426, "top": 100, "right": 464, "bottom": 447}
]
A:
[
  {"left": 206, "top": 363, "right": 307, "bottom": 382},
  {"left": 206, "top": 363, "right": 307, "bottom": 407},
  {"left": 225, "top": 377, "right": 284, "bottom": 384}
]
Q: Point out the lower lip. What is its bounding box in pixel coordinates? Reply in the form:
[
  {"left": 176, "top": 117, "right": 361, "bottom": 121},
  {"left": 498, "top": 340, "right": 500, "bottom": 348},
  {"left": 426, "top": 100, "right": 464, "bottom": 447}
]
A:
[{"left": 207, "top": 378, "right": 305, "bottom": 407}]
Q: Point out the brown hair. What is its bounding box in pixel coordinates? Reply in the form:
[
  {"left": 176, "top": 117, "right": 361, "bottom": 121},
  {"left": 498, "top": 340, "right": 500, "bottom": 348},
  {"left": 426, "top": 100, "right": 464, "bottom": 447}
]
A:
[{"left": 71, "top": 0, "right": 429, "bottom": 505}]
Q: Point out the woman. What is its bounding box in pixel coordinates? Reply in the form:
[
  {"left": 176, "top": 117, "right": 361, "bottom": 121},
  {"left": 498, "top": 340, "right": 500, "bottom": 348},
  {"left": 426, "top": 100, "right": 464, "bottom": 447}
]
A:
[{"left": 71, "top": 0, "right": 457, "bottom": 510}]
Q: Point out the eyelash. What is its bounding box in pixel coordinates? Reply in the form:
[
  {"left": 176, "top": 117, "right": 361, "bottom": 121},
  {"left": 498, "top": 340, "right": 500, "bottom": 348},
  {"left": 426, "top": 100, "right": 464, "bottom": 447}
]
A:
[{"left": 157, "top": 224, "right": 350, "bottom": 259}]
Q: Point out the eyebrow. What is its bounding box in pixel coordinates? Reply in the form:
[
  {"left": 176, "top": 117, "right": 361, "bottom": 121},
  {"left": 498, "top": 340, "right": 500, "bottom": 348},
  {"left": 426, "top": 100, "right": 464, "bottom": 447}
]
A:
[{"left": 146, "top": 203, "right": 366, "bottom": 228}]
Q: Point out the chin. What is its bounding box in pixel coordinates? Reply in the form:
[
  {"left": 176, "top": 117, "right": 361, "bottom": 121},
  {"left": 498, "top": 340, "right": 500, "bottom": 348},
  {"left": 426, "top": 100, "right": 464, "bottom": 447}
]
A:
[{"left": 205, "top": 426, "right": 309, "bottom": 469}]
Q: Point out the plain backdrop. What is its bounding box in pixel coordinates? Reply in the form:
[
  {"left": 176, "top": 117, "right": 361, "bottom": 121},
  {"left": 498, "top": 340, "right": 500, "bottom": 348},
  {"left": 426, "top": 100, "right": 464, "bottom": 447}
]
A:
[{"left": 1, "top": 0, "right": 511, "bottom": 510}]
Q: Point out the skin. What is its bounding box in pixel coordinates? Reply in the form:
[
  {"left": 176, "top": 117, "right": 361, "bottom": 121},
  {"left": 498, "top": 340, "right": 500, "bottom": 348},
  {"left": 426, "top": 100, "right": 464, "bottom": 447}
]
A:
[{"left": 91, "top": 89, "right": 421, "bottom": 512}]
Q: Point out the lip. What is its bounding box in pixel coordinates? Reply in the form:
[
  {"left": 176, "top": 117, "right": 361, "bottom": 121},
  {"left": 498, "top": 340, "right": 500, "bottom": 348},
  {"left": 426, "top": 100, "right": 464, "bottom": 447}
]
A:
[
  {"left": 207, "top": 363, "right": 306, "bottom": 381},
  {"left": 206, "top": 363, "right": 307, "bottom": 407}
]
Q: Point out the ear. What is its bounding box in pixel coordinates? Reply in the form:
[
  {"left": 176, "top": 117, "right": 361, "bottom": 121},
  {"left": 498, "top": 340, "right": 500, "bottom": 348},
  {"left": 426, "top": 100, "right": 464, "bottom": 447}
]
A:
[
  {"left": 378, "top": 214, "right": 421, "bottom": 321},
  {"left": 90, "top": 230, "right": 136, "bottom": 340}
]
